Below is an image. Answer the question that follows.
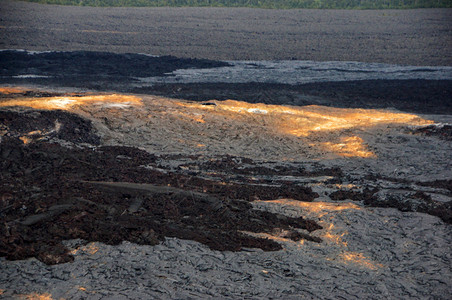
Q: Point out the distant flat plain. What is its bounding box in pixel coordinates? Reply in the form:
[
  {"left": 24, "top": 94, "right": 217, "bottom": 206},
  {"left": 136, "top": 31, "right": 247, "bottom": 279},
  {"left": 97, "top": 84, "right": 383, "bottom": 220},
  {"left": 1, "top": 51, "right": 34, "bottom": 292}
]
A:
[{"left": 0, "top": 0, "right": 451, "bottom": 65}]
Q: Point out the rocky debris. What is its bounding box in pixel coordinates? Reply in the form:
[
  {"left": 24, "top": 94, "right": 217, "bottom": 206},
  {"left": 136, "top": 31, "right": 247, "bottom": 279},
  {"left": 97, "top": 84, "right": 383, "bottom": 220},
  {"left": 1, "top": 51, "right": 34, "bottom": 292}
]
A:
[
  {"left": 0, "top": 85, "right": 451, "bottom": 300},
  {"left": 0, "top": 112, "right": 321, "bottom": 264},
  {"left": 0, "top": 108, "right": 101, "bottom": 145},
  {"left": 1, "top": 95, "right": 451, "bottom": 265},
  {"left": 365, "top": 190, "right": 452, "bottom": 224},
  {"left": 329, "top": 188, "right": 378, "bottom": 202},
  {"left": 329, "top": 186, "right": 452, "bottom": 224},
  {"left": 2, "top": 205, "right": 451, "bottom": 299},
  {"left": 410, "top": 124, "right": 452, "bottom": 141}
]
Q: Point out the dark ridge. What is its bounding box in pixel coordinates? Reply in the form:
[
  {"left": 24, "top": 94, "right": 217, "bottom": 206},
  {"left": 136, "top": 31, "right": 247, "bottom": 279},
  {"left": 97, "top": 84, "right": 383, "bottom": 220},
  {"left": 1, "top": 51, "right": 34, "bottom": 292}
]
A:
[
  {"left": 132, "top": 80, "right": 452, "bottom": 115},
  {"left": 409, "top": 124, "right": 452, "bottom": 141},
  {"left": 418, "top": 179, "right": 452, "bottom": 193},
  {"left": 0, "top": 50, "right": 230, "bottom": 78},
  {"left": 1, "top": 50, "right": 450, "bottom": 114},
  {"left": 330, "top": 188, "right": 452, "bottom": 224}
]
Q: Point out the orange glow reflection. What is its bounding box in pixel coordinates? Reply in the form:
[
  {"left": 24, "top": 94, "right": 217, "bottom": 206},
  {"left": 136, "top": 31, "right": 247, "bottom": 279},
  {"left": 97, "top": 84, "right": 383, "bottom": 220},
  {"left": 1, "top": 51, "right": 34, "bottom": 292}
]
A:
[
  {"left": 175, "top": 111, "right": 205, "bottom": 123},
  {"left": 337, "top": 252, "right": 383, "bottom": 270},
  {"left": 178, "top": 100, "right": 430, "bottom": 136},
  {"left": 255, "top": 200, "right": 360, "bottom": 247},
  {"left": 259, "top": 199, "right": 361, "bottom": 217},
  {"left": 241, "top": 231, "right": 297, "bottom": 244},
  {"left": 1, "top": 89, "right": 433, "bottom": 158},
  {"left": 321, "top": 136, "right": 376, "bottom": 158},
  {"left": 0, "top": 87, "right": 26, "bottom": 94},
  {"left": 19, "top": 136, "right": 33, "bottom": 144},
  {"left": 15, "top": 126, "right": 60, "bottom": 144},
  {"left": 19, "top": 293, "right": 53, "bottom": 300},
  {"left": 175, "top": 100, "right": 432, "bottom": 158},
  {"left": 70, "top": 243, "right": 99, "bottom": 255},
  {"left": 256, "top": 199, "right": 383, "bottom": 270},
  {"left": 323, "top": 223, "right": 348, "bottom": 247},
  {"left": 0, "top": 94, "right": 142, "bottom": 110},
  {"left": 78, "top": 286, "right": 96, "bottom": 294}
]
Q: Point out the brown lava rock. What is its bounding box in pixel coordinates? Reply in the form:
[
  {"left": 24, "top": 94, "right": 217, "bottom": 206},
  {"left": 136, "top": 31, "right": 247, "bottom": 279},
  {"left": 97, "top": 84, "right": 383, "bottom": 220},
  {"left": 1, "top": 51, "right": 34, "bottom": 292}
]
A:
[{"left": 0, "top": 108, "right": 321, "bottom": 264}]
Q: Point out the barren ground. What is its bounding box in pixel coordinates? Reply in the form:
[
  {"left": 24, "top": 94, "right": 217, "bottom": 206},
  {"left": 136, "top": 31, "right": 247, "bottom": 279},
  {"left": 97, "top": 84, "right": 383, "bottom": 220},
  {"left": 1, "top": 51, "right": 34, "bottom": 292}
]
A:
[
  {"left": 0, "top": 1, "right": 451, "bottom": 299},
  {"left": 0, "top": 1, "right": 451, "bottom": 65},
  {"left": 0, "top": 86, "right": 451, "bottom": 299}
]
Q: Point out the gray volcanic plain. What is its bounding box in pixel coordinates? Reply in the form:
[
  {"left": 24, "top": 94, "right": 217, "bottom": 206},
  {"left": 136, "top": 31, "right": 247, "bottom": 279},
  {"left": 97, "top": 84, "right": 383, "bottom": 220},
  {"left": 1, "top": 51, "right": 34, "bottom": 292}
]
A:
[{"left": 0, "top": 0, "right": 451, "bottom": 65}]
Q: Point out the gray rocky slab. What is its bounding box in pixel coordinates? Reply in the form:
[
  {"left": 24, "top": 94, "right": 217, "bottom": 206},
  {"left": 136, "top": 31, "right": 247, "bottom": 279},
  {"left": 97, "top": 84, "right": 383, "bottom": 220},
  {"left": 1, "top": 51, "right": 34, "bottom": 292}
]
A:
[{"left": 1, "top": 204, "right": 450, "bottom": 299}]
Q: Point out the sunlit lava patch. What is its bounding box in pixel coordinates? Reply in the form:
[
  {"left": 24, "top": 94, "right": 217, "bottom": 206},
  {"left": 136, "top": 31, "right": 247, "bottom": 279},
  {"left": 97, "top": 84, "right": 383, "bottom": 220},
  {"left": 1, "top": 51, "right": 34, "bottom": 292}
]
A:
[
  {"left": 0, "top": 88, "right": 433, "bottom": 159},
  {"left": 241, "top": 231, "right": 298, "bottom": 245},
  {"left": 255, "top": 200, "right": 360, "bottom": 246},
  {"left": 0, "top": 87, "right": 27, "bottom": 94},
  {"left": 259, "top": 199, "right": 362, "bottom": 217},
  {"left": 178, "top": 100, "right": 430, "bottom": 136},
  {"left": 321, "top": 136, "right": 376, "bottom": 158},
  {"left": 70, "top": 243, "right": 100, "bottom": 256},
  {"left": 337, "top": 252, "right": 383, "bottom": 270},
  {"left": 175, "top": 111, "right": 206, "bottom": 123},
  {"left": 322, "top": 223, "right": 348, "bottom": 247},
  {"left": 18, "top": 292, "right": 54, "bottom": 300},
  {"left": 78, "top": 286, "right": 96, "bottom": 294},
  {"left": 12, "top": 121, "right": 62, "bottom": 144},
  {"left": 255, "top": 199, "right": 383, "bottom": 270},
  {"left": 174, "top": 99, "right": 432, "bottom": 158},
  {"left": 0, "top": 94, "right": 142, "bottom": 110},
  {"left": 18, "top": 136, "right": 32, "bottom": 144}
]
